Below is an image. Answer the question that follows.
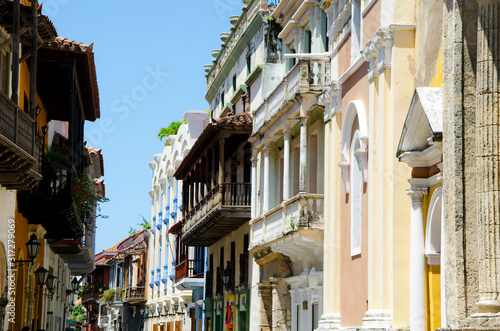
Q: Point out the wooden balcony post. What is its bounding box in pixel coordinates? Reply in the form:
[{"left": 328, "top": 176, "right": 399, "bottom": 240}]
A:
[
  {"left": 219, "top": 137, "right": 225, "bottom": 184},
  {"left": 11, "top": 0, "right": 19, "bottom": 105},
  {"left": 29, "top": 0, "right": 38, "bottom": 155}
]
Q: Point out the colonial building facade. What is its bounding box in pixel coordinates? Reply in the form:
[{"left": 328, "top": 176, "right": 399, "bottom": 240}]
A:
[{"left": 146, "top": 111, "right": 208, "bottom": 331}]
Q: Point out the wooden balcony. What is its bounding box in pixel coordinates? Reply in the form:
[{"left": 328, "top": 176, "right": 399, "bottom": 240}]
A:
[
  {"left": 17, "top": 161, "right": 84, "bottom": 239},
  {"left": 82, "top": 287, "right": 104, "bottom": 303},
  {"left": 182, "top": 182, "right": 251, "bottom": 246},
  {"left": 123, "top": 286, "right": 145, "bottom": 303},
  {"left": 174, "top": 259, "right": 205, "bottom": 283},
  {"left": 0, "top": 90, "right": 42, "bottom": 189}
]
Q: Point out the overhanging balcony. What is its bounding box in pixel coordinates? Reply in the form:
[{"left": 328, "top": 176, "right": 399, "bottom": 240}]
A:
[
  {"left": 174, "top": 258, "right": 204, "bottom": 290},
  {"left": 0, "top": 90, "right": 42, "bottom": 190},
  {"left": 123, "top": 286, "right": 145, "bottom": 303},
  {"left": 182, "top": 183, "right": 251, "bottom": 246},
  {"left": 250, "top": 193, "right": 324, "bottom": 265},
  {"left": 253, "top": 59, "right": 330, "bottom": 134},
  {"left": 17, "top": 161, "right": 83, "bottom": 239}
]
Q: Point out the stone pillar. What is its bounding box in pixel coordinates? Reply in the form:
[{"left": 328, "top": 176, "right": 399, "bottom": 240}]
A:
[
  {"left": 283, "top": 129, "right": 291, "bottom": 200},
  {"left": 299, "top": 116, "right": 308, "bottom": 192},
  {"left": 251, "top": 155, "right": 259, "bottom": 219},
  {"left": 271, "top": 277, "right": 291, "bottom": 331},
  {"left": 259, "top": 283, "right": 273, "bottom": 331},
  {"left": 476, "top": 0, "right": 500, "bottom": 314},
  {"left": 263, "top": 146, "right": 271, "bottom": 213},
  {"left": 407, "top": 186, "right": 427, "bottom": 331}
]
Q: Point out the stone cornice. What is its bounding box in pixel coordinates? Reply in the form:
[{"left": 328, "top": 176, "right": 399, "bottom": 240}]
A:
[
  {"left": 398, "top": 144, "right": 442, "bottom": 168},
  {"left": 206, "top": 10, "right": 263, "bottom": 103}
]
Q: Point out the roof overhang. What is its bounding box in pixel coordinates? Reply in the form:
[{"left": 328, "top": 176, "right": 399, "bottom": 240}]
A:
[{"left": 397, "top": 87, "right": 443, "bottom": 159}]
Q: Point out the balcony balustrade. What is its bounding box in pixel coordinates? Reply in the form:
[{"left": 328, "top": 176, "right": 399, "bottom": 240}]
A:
[
  {"left": 253, "top": 59, "right": 330, "bottom": 133},
  {"left": 17, "top": 160, "right": 83, "bottom": 239},
  {"left": 250, "top": 193, "right": 324, "bottom": 248},
  {"left": 123, "top": 286, "right": 145, "bottom": 303},
  {"left": 182, "top": 182, "right": 251, "bottom": 246},
  {"left": 174, "top": 259, "right": 205, "bottom": 283},
  {"left": 82, "top": 286, "right": 105, "bottom": 303},
  {"left": 0, "top": 90, "right": 42, "bottom": 190}
]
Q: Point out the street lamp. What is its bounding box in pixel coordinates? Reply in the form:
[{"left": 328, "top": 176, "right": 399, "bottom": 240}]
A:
[
  {"left": 34, "top": 267, "right": 49, "bottom": 286},
  {"left": 71, "top": 277, "right": 79, "bottom": 292},
  {"left": 157, "top": 305, "right": 162, "bottom": 317},
  {"left": 14, "top": 234, "right": 41, "bottom": 266}
]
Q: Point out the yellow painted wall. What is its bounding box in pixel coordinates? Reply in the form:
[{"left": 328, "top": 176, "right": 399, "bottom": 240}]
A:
[{"left": 422, "top": 183, "right": 442, "bottom": 331}]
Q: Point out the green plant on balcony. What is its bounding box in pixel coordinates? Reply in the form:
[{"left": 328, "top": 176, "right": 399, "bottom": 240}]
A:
[
  {"left": 72, "top": 174, "right": 109, "bottom": 235},
  {"left": 158, "top": 119, "right": 185, "bottom": 146},
  {"left": 100, "top": 288, "right": 115, "bottom": 303},
  {"left": 76, "top": 283, "right": 89, "bottom": 300},
  {"left": 288, "top": 214, "right": 296, "bottom": 230}
]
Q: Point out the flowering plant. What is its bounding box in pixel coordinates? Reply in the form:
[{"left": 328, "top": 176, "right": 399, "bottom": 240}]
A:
[
  {"left": 100, "top": 288, "right": 115, "bottom": 303},
  {"left": 72, "top": 174, "right": 109, "bottom": 234}
]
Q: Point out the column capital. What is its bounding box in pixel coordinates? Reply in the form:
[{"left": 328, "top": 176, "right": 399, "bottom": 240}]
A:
[
  {"left": 283, "top": 129, "right": 291, "bottom": 138},
  {"left": 153, "top": 184, "right": 161, "bottom": 192},
  {"left": 299, "top": 116, "right": 308, "bottom": 126},
  {"left": 406, "top": 187, "right": 428, "bottom": 204},
  {"left": 251, "top": 156, "right": 259, "bottom": 167},
  {"left": 263, "top": 147, "right": 271, "bottom": 156}
]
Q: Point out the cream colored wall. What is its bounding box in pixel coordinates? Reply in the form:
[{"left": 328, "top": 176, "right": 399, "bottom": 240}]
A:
[{"left": 388, "top": 28, "right": 415, "bottom": 328}]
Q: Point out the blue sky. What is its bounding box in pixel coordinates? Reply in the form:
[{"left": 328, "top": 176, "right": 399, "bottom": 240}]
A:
[{"left": 48, "top": 1, "right": 239, "bottom": 253}]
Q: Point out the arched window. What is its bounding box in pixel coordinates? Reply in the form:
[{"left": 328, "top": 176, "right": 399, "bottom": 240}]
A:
[{"left": 339, "top": 100, "right": 368, "bottom": 193}]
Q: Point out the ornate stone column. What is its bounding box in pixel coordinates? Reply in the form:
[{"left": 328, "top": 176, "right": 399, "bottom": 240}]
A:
[
  {"left": 263, "top": 146, "right": 271, "bottom": 213},
  {"left": 299, "top": 116, "right": 308, "bottom": 192},
  {"left": 476, "top": 0, "right": 500, "bottom": 314},
  {"left": 283, "top": 129, "right": 291, "bottom": 200},
  {"left": 407, "top": 186, "right": 427, "bottom": 331}
]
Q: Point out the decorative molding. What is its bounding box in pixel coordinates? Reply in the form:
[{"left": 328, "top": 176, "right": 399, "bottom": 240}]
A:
[
  {"left": 361, "top": 27, "right": 394, "bottom": 79},
  {"left": 339, "top": 161, "right": 350, "bottom": 193},
  {"left": 149, "top": 161, "right": 157, "bottom": 170},
  {"left": 398, "top": 144, "right": 442, "bottom": 168},
  {"left": 319, "top": 83, "right": 342, "bottom": 121}
]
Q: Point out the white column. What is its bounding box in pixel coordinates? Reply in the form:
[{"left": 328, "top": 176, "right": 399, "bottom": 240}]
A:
[
  {"left": 299, "top": 117, "right": 308, "bottom": 192},
  {"left": 407, "top": 186, "right": 427, "bottom": 331},
  {"left": 263, "top": 146, "right": 271, "bottom": 213},
  {"left": 283, "top": 129, "right": 291, "bottom": 200},
  {"left": 251, "top": 155, "right": 259, "bottom": 219}
]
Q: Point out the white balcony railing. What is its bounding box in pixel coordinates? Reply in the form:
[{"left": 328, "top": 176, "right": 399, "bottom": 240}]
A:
[
  {"left": 250, "top": 193, "right": 324, "bottom": 247},
  {"left": 252, "top": 59, "right": 330, "bottom": 134}
]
